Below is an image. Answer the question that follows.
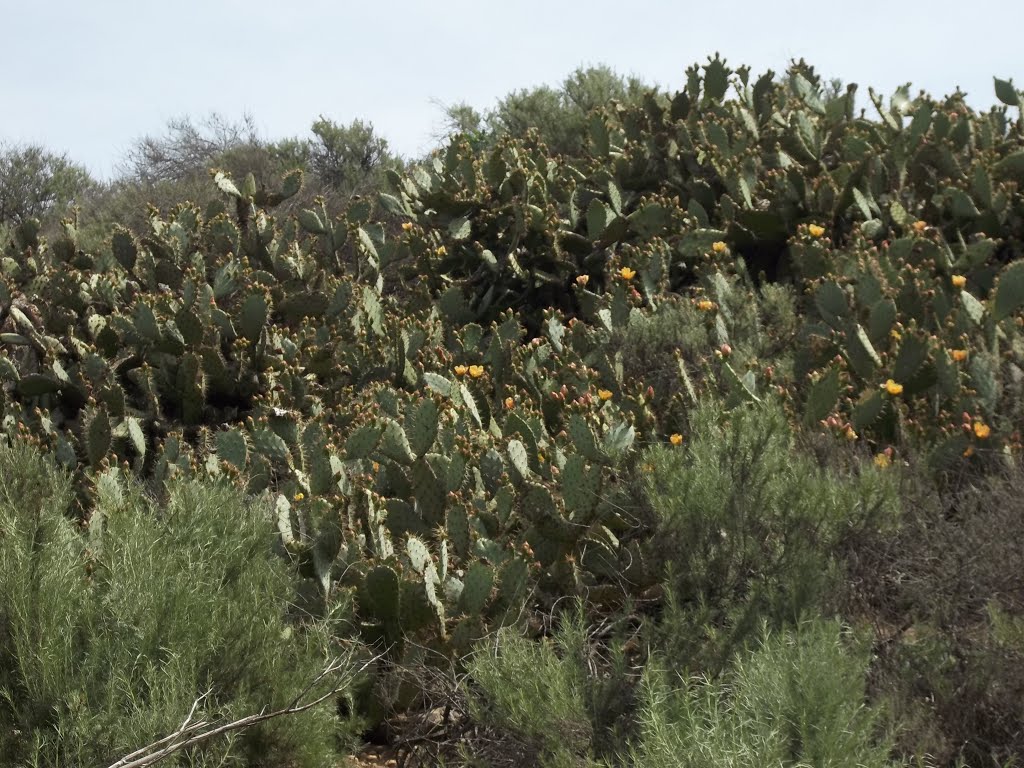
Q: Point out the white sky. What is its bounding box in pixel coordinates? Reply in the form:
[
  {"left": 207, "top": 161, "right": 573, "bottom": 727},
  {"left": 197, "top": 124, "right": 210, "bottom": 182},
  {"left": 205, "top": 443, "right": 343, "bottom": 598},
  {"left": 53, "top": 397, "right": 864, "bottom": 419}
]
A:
[{"left": 1, "top": 0, "right": 1020, "bottom": 180}]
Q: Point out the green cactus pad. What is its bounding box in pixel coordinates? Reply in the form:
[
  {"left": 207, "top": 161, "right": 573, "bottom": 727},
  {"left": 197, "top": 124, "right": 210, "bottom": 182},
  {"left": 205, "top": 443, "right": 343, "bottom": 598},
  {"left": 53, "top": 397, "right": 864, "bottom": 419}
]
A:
[
  {"left": 567, "top": 414, "right": 605, "bottom": 463},
  {"left": 506, "top": 439, "right": 532, "bottom": 483},
  {"left": 364, "top": 564, "right": 401, "bottom": 626},
  {"left": 804, "top": 366, "right": 842, "bottom": 426},
  {"left": 993, "top": 261, "right": 1024, "bottom": 323},
  {"left": 378, "top": 418, "right": 416, "bottom": 465},
  {"left": 893, "top": 335, "right": 929, "bottom": 386},
  {"left": 406, "top": 397, "right": 440, "bottom": 457},
  {"left": 251, "top": 427, "right": 292, "bottom": 466},
  {"left": 561, "top": 455, "right": 601, "bottom": 518},
  {"left": 239, "top": 293, "right": 269, "bottom": 343},
  {"left": 446, "top": 503, "right": 471, "bottom": 559},
  {"left": 345, "top": 422, "right": 384, "bottom": 460},
  {"left": 410, "top": 457, "right": 446, "bottom": 526},
  {"left": 216, "top": 428, "right": 249, "bottom": 471},
  {"left": 83, "top": 406, "right": 112, "bottom": 470},
  {"left": 406, "top": 535, "right": 432, "bottom": 575},
  {"left": 480, "top": 448, "right": 505, "bottom": 491},
  {"left": 459, "top": 562, "right": 495, "bottom": 614},
  {"left": 384, "top": 498, "right": 428, "bottom": 539}
]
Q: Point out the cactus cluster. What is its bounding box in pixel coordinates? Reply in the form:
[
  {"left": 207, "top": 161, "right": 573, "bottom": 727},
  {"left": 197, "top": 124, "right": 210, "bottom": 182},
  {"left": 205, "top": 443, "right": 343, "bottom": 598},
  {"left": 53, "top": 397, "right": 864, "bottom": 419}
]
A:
[{"left": 2, "top": 58, "right": 1023, "bottom": 665}]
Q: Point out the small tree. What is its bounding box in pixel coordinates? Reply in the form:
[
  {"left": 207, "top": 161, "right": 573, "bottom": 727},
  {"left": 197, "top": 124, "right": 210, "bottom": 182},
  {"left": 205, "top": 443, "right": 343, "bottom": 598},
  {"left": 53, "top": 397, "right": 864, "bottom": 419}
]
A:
[
  {"left": 120, "top": 112, "right": 263, "bottom": 184},
  {"left": 0, "top": 142, "right": 93, "bottom": 225},
  {"left": 308, "top": 116, "right": 397, "bottom": 198}
]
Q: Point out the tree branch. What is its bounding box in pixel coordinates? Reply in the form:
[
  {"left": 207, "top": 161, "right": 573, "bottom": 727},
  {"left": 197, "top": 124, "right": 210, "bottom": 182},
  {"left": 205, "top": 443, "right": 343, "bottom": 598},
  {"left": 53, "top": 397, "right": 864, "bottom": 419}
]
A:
[{"left": 105, "top": 654, "right": 380, "bottom": 768}]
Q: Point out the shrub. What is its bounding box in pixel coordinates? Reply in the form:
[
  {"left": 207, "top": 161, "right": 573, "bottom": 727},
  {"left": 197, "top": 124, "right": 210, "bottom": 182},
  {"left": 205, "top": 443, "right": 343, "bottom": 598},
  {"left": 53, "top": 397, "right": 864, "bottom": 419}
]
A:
[
  {"left": 0, "top": 440, "right": 359, "bottom": 767},
  {"left": 632, "top": 619, "right": 896, "bottom": 768},
  {"left": 465, "top": 624, "right": 596, "bottom": 767},
  {"left": 639, "top": 399, "right": 900, "bottom": 673},
  {"left": 840, "top": 456, "right": 1024, "bottom": 765}
]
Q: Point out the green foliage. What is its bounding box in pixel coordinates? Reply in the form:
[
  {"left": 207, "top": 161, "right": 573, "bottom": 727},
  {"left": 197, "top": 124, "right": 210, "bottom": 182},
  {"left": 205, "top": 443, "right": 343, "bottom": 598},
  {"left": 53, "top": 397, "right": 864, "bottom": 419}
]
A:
[
  {"left": 0, "top": 440, "right": 359, "bottom": 767},
  {"left": 639, "top": 400, "right": 900, "bottom": 672},
  {"left": 309, "top": 116, "right": 400, "bottom": 198},
  {"left": 465, "top": 623, "right": 596, "bottom": 767},
  {"left": 0, "top": 142, "right": 94, "bottom": 225},
  {"left": 445, "top": 65, "right": 649, "bottom": 157},
  {"left": 3, "top": 57, "right": 1024, "bottom": 766},
  {"left": 632, "top": 620, "right": 894, "bottom": 768}
]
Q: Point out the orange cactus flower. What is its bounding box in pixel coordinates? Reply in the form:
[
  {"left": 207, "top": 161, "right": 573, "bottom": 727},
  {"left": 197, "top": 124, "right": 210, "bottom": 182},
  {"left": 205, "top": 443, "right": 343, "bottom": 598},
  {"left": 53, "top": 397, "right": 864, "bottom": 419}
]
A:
[
  {"left": 951, "top": 274, "right": 967, "bottom": 288},
  {"left": 669, "top": 433, "right": 683, "bottom": 446},
  {"left": 697, "top": 299, "right": 715, "bottom": 312},
  {"left": 950, "top": 349, "right": 968, "bottom": 362},
  {"left": 598, "top": 389, "right": 613, "bottom": 401},
  {"left": 912, "top": 220, "right": 927, "bottom": 234},
  {"left": 884, "top": 379, "right": 904, "bottom": 396},
  {"left": 973, "top": 421, "right": 991, "bottom": 439},
  {"left": 504, "top": 396, "right": 515, "bottom": 409},
  {"left": 808, "top": 224, "right": 825, "bottom": 237}
]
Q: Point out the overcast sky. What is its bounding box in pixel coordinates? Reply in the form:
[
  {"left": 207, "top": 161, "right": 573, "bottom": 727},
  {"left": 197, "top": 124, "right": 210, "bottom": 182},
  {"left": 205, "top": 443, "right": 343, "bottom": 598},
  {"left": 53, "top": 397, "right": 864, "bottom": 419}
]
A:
[{"left": 1, "top": 0, "right": 1020, "bottom": 180}]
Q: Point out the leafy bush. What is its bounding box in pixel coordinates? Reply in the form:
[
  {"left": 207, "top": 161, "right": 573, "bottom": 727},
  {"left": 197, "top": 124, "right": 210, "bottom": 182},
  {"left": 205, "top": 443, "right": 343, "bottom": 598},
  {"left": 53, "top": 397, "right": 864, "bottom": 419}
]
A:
[{"left": 0, "top": 440, "right": 359, "bottom": 767}]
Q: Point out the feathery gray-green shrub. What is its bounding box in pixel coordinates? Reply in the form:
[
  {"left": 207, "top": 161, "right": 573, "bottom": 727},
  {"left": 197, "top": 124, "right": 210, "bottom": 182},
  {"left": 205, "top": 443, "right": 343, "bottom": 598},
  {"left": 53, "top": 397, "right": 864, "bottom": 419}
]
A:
[{"left": 0, "top": 440, "right": 359, "bottom": 767}]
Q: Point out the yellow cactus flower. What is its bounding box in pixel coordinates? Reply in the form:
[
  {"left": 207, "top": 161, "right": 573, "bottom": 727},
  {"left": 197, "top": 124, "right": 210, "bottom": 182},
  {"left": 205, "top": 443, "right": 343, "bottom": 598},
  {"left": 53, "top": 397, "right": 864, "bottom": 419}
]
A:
[
  {"left": 697, "top": 299, "right": 715, "bottom": 312},
  {"left": 373, "top": 461, "right": 380, "bottom": 472},
  {"left": 912, "top": 220, "right": 927, "bottom": 234},
  {"left": 890, "top": 329, "right": 902, "bottom": 342},
  {"left": 951, "top": 274, "right": 967, "bottom": 288},
  {"left": 293, "top": 492, "right": 305, "bottom": 502},
  {"left": 436, "top": 245, "right": 447, "bottom": 256},
  {"left": 619, "top": 266, "right": 636, "bottom": 280},
  {"left": 401, "top": 221, "right": 414, "bottom": 231},
  {"left": 669, "top": 433, "right": 683, "bottom": 446},
  {"left": 950, "top": 349, "right": 968, "bottom": 362},
  {"left": 468, "top": 364, "right": 484, "bottom": 378},
  {"left": 598, "top": 389, "right": 613, "bottom": 401},
  {"left": 454, "top": 365, "right": 468, "bottom": 376},
  {"left": 973, "top": 421, "right": 991, "bottom": 439},
  {"left": 712, "top": 241, "right": 728, "bottom": 254},
  {"left": 884, "top": 379, "right": 903, "bottom": 396},
  {"left": 808, "top": 224, "right": 825, "bottom": 237},
  {"left": 844, "top": 426, "right": 858, "bottom": 441},
  {"left": 874, "top": 452, "right": 891, "bottom": 468},
  {"left": 505, "top": 396, "right": 515, "bottom": 409},
  {"left": 575, "top": 274, "right": 590, "bottom": 286}
]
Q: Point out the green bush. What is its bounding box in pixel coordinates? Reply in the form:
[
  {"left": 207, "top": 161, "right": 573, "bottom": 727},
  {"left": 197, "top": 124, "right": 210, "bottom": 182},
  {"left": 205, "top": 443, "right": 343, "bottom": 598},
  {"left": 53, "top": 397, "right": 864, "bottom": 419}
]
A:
[
  {"left": 0, "top": 440, "right": 359, "bottom": 767},
  {"left": 639, "top": 399, "right": 900, "bottom": 673},
  {"left": 632, "top": 619, "right": 895, "bottom": 768},
  {"left": 465, "top": 623, "right": 596, "bottom": 767}
]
